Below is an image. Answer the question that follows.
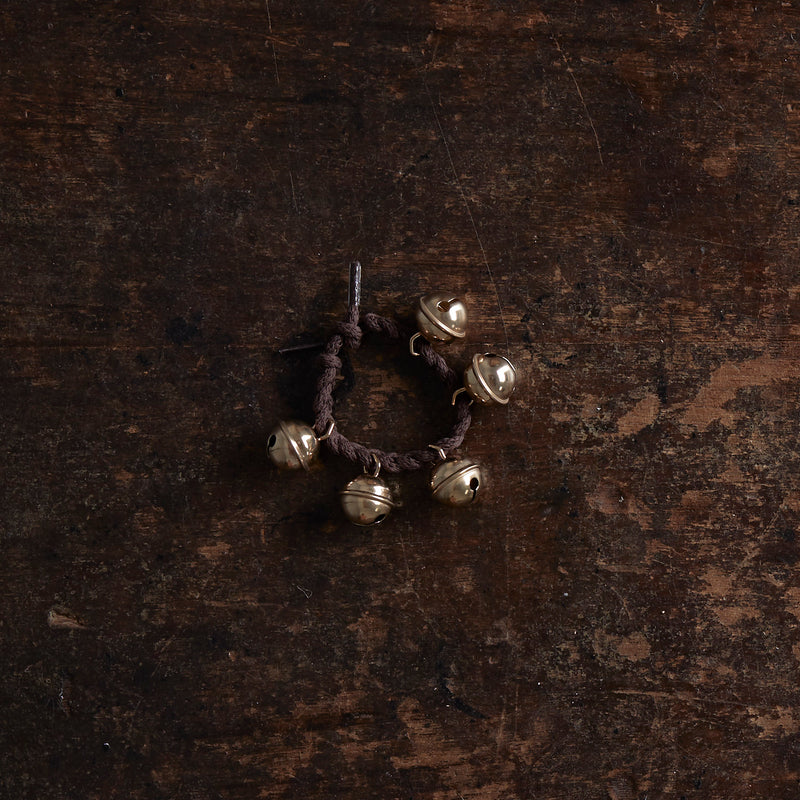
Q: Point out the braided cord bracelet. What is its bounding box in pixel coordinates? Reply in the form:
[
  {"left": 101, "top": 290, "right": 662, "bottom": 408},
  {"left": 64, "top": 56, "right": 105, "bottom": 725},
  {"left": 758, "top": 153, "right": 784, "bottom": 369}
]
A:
[{"left": 268, "top": 263, "right": 517, "bottom": 526}]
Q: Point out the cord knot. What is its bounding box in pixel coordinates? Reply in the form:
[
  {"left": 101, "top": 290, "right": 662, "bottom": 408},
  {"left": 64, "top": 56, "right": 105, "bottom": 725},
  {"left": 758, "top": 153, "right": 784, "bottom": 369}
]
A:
[
  {"left": 336, "top": 320, "right": 363, "bottom": 351},
  {"left": 318, "top": 352, "right": 342, "bottom": 372}
]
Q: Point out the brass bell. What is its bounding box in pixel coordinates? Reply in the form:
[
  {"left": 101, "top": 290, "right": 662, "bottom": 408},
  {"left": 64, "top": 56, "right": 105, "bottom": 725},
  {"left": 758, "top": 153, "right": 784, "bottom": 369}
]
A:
[
  {"left": 267, "top": 420, "right": 319, "bottom": 470},
  {"left": 410, "top": 293, "right": 467, "bottom": 355},
  {"left": 429, "top": 449, "right": 484, "bottom": 507},
  {"left": 340, "top": 470, "right": 395, "bottom": 526},
  {"left": 454, "top": 353, "right": 517, "bottom": 406}
]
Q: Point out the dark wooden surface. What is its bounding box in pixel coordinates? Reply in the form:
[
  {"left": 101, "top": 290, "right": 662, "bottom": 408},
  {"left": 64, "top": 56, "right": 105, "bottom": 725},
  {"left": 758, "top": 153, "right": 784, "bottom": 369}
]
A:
[{"left": 3, "top": 1, "right": 800, "bottom": 798}]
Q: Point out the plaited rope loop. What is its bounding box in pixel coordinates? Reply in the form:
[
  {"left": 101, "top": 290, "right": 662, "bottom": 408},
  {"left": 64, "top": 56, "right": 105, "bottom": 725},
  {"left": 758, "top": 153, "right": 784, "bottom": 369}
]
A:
[{"left": 312, "top": 288, "right": 472, "bottom": 474}]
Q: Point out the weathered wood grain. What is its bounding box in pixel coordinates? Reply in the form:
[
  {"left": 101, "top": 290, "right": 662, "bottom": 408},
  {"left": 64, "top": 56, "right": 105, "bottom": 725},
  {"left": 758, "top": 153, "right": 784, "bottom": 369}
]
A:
[{"left": 2, "top": 1, "right": 800, "bottom": 798}]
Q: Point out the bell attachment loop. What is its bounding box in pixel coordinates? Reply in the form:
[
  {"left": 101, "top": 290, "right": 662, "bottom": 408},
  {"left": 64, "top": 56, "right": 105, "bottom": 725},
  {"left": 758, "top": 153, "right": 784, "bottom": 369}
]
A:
[
  {"left": 318, "top": 418, "right": 336, "bottom": 441},
  {"left": 369, "top": 454, "right": 381, "bottom": 478},
  {"left": 428, "top": 444, "right": 448, "bottom": 461},
  {"left": 409, "top": 332, "right": 423, "bottom": 357},
  {"left": 451, "top": 386, "right": 471, "bottom": 406}
]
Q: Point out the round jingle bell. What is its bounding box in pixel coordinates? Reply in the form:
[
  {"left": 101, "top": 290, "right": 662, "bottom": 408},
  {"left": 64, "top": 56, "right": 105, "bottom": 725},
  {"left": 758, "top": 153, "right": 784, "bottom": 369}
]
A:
[
  {"left": 267, "top": 420, "right": 319, "bottom": 470},
  {"left": 429, "top": 448, "right": 484, "bottom": 507},
  {"left": 410, "top": 292, "right": 467, "bottom": 355},
  {"left": 454, "top": 353, "right": 517, "bottom": 406},
  {"left": 340, "top": 468, "right": 395, "bottom": 526}
]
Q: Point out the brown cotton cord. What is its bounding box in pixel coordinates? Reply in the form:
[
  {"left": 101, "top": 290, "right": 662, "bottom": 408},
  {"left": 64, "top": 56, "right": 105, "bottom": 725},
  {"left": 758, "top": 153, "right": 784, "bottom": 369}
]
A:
[{"left": 312, "top": 302, "right": 473, "bottom": 473}]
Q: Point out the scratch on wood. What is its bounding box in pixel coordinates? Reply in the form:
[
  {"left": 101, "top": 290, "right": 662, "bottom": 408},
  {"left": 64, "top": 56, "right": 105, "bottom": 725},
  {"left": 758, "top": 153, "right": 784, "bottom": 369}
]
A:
[
  {"left": 265, "top": 0, "right": 279, "bottom": 84},
  {"left": 552, "top": 35, "right": 605, "bottom": 167},
  {"left": 47, "top": 609, "right": 87, "bottom": 630},
  {"left": 599, "top": 577, "right": 633, "bottom": 620},
  {"left": 612, "top": 688, "right": 770, "bottom": 711},
  {"left": 695, "top": 0, "right": 714, "bottom": 26},
  {"left": 288, "top": 165, "right": 298, "bottom": 212},
  {"left": 422, "top": 73, "right": 509, "bottom": 352},
  {"left": 604, "top": 215, "right": 747, "bottom": 250}
]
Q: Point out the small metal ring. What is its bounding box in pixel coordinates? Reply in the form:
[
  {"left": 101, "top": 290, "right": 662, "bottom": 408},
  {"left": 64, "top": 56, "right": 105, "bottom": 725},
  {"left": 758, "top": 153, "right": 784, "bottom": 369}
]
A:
[
  {"left": 409, "top": 332, "right": 423, "bottom": 357},
  {"left": 451, "top": 386, "right": 473, "bottom": 406},
  {"left": 369, "top": 454, "right": 381, "bottom": 477},
  {"left": 318, "top": 419, "right": 336, "bottom": 441},
  {"left": 428, "top": 444, "right": 447, "bottom": 461}
]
